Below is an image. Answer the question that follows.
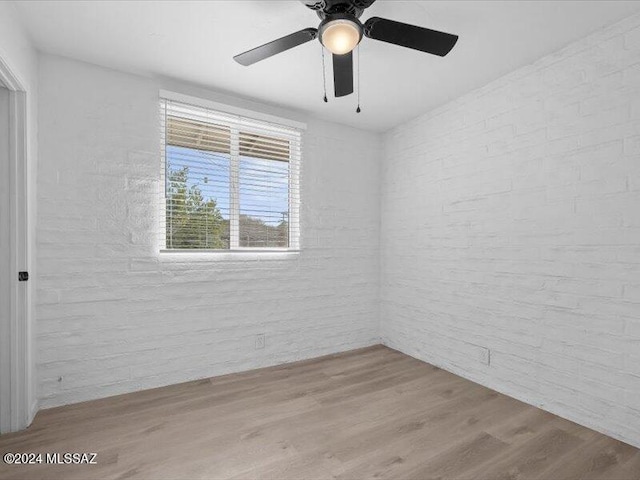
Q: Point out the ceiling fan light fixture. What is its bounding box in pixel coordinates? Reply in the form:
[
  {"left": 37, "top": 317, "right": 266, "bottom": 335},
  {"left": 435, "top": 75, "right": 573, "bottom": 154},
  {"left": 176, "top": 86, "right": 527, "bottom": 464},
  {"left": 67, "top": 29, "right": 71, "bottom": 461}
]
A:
[{"left": 320, "top": 17, "right": 363, "bottom": 55}]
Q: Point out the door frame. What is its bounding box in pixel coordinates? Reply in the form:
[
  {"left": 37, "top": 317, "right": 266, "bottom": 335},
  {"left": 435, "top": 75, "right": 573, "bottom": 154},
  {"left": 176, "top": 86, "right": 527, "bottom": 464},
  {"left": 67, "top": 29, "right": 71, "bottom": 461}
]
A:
[{"left": 0, "top": 53, "right": 31, "bottom": 434}]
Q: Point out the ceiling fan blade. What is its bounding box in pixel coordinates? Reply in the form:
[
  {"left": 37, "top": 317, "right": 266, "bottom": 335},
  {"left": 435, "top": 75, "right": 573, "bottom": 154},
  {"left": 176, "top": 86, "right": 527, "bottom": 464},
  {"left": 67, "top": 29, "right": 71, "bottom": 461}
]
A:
[
  {"left": 364, "top": 17, "right": 458, "bottom": 57},
  {"left": 234, "top": 28, "right": 318, "bottom": 66},
  {"left": 333, "top": 51, "right": 354, "bottom": 97}
]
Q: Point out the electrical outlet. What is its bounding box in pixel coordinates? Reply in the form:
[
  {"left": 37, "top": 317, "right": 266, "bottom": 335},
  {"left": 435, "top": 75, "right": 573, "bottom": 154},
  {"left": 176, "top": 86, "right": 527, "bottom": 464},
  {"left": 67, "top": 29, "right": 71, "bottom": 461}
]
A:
[
  {"left": 255, "top": 334, "right": 265, "bottom": 350},
  {"left": 478, "top": 347, "right": 491, "bottom": 366}
]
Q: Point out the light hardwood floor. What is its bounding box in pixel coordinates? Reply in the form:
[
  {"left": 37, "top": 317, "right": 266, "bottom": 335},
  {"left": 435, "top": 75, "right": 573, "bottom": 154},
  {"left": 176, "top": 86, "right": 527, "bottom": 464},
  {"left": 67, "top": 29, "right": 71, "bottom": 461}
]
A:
[{"left": 1, "top": 345, "right": 639, "bottom": 480}]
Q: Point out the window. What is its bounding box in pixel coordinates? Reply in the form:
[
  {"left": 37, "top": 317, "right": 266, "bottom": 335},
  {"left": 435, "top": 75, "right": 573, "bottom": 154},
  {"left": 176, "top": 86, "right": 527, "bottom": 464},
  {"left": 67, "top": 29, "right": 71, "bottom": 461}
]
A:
[{"left": 159, "top": 94, "right": 301, "bottom": 252}]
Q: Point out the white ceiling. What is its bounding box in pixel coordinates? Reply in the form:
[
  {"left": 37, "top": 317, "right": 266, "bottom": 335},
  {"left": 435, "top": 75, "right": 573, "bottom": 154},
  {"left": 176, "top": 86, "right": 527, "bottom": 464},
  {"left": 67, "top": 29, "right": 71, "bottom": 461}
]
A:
[{"left": 13, "top": 0, "right": 640, "bottom": 132}]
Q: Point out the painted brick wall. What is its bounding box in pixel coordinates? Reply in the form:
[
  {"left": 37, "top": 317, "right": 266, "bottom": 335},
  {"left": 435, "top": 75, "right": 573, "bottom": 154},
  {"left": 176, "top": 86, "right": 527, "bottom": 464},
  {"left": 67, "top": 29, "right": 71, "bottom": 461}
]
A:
[
  {"left": 381, "top": 14, "right": 640, "bottom": 448},
  {"left": 36, "top": 55, "right": 380, "bottom": 408}
]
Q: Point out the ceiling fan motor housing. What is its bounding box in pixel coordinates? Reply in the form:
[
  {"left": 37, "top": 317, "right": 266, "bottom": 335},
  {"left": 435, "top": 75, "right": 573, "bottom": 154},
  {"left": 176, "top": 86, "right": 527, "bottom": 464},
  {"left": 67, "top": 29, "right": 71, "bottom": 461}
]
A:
[{"left": 302, "top": 0, "right": 376, "bottom": 19}]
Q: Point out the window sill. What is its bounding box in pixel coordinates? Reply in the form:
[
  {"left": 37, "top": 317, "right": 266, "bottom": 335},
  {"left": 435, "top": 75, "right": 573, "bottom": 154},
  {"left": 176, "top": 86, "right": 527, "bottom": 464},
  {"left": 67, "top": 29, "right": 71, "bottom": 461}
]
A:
[{"left": 158, "top": 249, "right": 300, "bottom": 261}]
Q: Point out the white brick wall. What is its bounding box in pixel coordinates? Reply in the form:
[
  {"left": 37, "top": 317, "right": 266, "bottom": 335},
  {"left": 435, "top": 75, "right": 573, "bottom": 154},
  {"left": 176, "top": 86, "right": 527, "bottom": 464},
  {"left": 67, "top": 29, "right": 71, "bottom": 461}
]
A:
[
  {"left": 381, "top": 14, "right": 640, "bottom": 448},
  {"left": 36, "top": 55, "right": 380, "bottom": 408}
]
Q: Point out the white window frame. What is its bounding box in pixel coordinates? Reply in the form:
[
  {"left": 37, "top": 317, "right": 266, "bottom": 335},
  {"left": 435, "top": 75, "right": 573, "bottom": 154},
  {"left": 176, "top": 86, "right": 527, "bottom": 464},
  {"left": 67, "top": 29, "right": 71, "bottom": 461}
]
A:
[{"left": 158, "top": 90, "right": 304, "bottom": 254}]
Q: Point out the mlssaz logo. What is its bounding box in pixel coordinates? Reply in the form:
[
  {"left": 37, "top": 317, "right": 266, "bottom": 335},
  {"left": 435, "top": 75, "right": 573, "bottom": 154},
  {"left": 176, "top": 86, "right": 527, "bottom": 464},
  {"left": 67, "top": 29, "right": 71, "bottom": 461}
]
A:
[
  {"left": 45, "top": 453, "right": 98, "bottom": 465},
  {"left": 3, "top": 452, "right": 98, "bottom": 465}
]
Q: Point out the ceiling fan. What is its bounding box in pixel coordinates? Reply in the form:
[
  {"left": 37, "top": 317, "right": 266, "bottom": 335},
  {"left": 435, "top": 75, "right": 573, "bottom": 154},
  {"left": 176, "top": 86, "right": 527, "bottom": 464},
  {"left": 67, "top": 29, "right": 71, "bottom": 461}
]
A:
[{"left": 233, "top": 0, "right": 458, "bottom": 99}]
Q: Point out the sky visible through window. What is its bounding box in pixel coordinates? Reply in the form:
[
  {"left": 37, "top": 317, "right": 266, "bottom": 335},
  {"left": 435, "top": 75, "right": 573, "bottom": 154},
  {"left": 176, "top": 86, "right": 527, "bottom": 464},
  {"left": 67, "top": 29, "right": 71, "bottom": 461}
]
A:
[{"left": 167, "top": 145, "right": 289, "bottom": 226}]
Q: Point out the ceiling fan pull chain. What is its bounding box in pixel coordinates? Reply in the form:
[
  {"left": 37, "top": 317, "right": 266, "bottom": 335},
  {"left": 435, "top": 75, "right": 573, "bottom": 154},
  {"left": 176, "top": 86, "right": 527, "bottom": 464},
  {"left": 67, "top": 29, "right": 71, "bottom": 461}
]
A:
[
  {"left": 321, "top": 44, "right": 328, "bottom": 103},
  {"left": 356, "top": 45, "right": 361, "bottom": 113}
]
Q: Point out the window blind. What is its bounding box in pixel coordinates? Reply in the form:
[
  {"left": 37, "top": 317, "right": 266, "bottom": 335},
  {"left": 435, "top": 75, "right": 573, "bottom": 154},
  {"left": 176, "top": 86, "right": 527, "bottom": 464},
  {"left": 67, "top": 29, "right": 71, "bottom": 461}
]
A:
[{"left": 159, "top": 97, "right": 301, "bottom": 251}]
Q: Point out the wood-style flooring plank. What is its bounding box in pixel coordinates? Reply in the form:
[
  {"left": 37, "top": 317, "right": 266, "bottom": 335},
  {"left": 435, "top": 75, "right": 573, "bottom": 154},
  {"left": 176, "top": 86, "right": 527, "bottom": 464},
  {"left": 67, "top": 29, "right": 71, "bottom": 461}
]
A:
[{"left": 0, "top": 345, "right": 638, "bottom": 480}]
